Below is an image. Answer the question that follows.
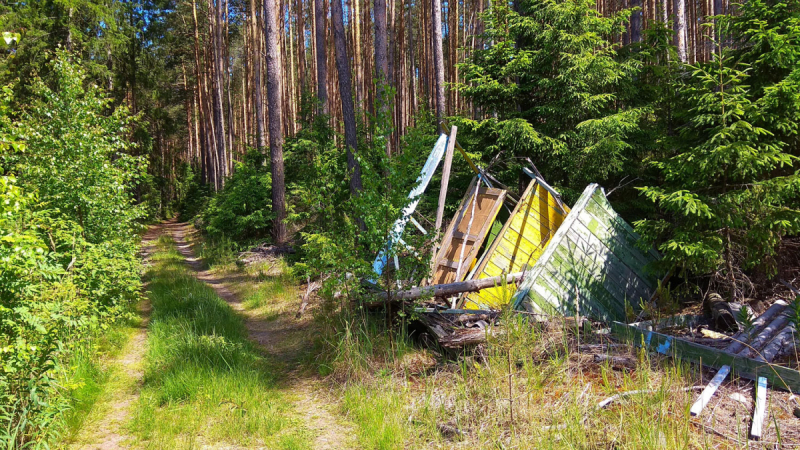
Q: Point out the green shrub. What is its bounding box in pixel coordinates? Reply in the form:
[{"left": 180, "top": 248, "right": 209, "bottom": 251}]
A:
[
  {"left": 0, "top": 52, "right": 143, "bottom": 447},
  {"left": 200, "top": 149, "right": 273, "bottom": 241}
]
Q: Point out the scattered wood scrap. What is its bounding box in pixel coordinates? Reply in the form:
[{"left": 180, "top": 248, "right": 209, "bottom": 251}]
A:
[
  {"left": 611, "top": 321, "right": 800, "bottom": 392},
  {"left": 416, "top": 310, "right": 500, "bottom": 349},
  {"left": 690, "top": 365, "right": 730, "bottom": 417},
  {"left": 750, "top": 377, "right": 768, "bottom": 441}
]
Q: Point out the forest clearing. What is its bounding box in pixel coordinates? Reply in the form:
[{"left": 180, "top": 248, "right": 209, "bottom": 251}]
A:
[{"left": 3, "top": 0, "right": 800, "bottom": 447}]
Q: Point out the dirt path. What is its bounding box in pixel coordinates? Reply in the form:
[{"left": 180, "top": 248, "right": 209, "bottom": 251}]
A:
[
  {"left": 66, "top": 226, "right": 161, "bottom": 449},
  {"left": 166, "top": 222, "right": 354, "bottom": 450}
]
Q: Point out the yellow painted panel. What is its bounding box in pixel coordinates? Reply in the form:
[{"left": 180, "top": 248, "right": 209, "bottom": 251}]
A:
[{"left": 463, "top": 179, "right": 569, "bottom": 310}]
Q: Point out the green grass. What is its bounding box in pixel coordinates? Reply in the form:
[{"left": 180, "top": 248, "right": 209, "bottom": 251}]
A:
[
  {"left": 129, "top": 236, "right": 311, "bottom": 449},
  {"left": 341, "top": 384, "right": 406, "bottom": 450},
  {"left": 62, "top": 324, "right": 134, "bottom": 436}
]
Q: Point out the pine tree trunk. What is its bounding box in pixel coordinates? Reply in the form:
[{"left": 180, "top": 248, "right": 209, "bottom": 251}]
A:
[
  {"left": 374, "top": 0, "right": 389, "bottom": 106},
  {"left": 631, "top": 0, "right": 642, "bottom": 43},
  {"left": 331, "top": 0, "right": 364, "bottom": 195},
  {"left": 264, "top": 0, "right": 288, "bottom": 243},
  {"left": 432, "top": 0, "right": 446, "bottom": 122},
  {"left": 314, "top": 0, "right": 329, "bottom": 113},
  {"left": 674, "top": 0, "right": 687, "bottom": 62},
  {"left": 251, "top": 0, "right": 267, "bottom": 150}
]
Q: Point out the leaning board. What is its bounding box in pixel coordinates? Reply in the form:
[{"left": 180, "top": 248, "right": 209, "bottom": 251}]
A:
[
  {"left": 511, "top": 184, "right": 663, "bottom": 322},
  {"left": 462, "top": 178, "right": 569, "bottom": 309},
  {"left": 432, "top": 181, "right": 506, "bottom": 285}
]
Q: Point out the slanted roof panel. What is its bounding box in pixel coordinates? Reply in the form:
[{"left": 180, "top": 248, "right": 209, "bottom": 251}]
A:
[{"left": 512, "top": 184, "right": 663, "bottom": 322}]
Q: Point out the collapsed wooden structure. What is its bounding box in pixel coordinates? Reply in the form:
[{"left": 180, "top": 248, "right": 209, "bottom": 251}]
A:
[{"left": 370, "top": 126, "right": 800, "bottom": 399}]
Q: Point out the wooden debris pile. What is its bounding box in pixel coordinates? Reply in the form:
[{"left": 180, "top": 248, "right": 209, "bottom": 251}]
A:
[{"left": 417, "top": 310, "right": 499, "bottom": 349}]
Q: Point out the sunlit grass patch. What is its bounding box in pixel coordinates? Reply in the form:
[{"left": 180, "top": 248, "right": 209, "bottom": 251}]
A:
[
  {"left": 342, "top": 383, "right": 407, "bottom": 450},
  {"left": 61, "top": 323, "right": 135, "bottom": 439},
  {"left": 130, "top": 236, "right": 311, "bottom": 449}
]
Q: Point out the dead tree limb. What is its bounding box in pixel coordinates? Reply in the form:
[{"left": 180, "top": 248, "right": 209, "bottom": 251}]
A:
[{"left": 369, "top": 272, "right": 523, "bottom": 304}]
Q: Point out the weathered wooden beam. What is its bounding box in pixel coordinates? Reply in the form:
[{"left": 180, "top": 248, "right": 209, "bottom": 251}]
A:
[
  {"left": 610, "top": 322, "right": 800, "bottom": 392},
  {"left": 434, "top": 126, "right": 457, "bottom": 233},
  {"left": 690, "top": 365, "right": 730, "bottom": 417},
  {"left": 439, "top": 328, "right": 494, "bottom": 348},
  {"left": 750, "top": 377, "right": 768, "bottom": 441},
  {"left": 372, "top": 272, "right": 523, "bottom": 303}
]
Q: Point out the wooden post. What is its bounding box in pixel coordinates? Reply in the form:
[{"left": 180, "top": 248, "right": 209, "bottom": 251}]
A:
[
  {"left": 434, "top": 126, "right": 458, "bottom": 233},
  {"left": 750, "top": 377, "right": 768, "bottom": 440}
]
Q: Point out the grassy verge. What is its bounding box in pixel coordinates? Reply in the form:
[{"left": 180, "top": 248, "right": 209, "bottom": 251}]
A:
[
  {"left": 317, "top": 310, "right": 709, "bottom": 449},
  {"left": 129, "top": 236, "right": 311, "bottom": 449},
  {"left": 61, "top": 324, "right": 136, "bottom": 435}
]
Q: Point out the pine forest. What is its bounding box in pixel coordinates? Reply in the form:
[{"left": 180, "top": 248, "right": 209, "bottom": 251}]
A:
[{"left": 2, "top": 0, "right": 800, "bottom": 447}]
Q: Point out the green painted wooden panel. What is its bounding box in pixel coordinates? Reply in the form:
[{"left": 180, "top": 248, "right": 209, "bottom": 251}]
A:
[
  {"left": 611, "top": 322, "right": 800, "bottom": 392},
  {"left": 513, "top": 184, "right": 664, "bottom": 322}
]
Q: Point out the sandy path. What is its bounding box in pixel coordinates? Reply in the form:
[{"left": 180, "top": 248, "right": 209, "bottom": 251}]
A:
[{"left": 166, "top": 222, "right": 353, "bottom": 450}]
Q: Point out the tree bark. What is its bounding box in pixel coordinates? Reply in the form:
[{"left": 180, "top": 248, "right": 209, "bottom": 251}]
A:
[
  {"left": 374, "top": 0, "right": 389, "bottom": 107},
  {"left": 314, "top": 0, "right": 328, "bottom": 113},
  {"left": 264, "top": 0, "right": 288, "bottom": 243},
  {"left": 250, "top": 0, "right": 267, "bottom": 150},
  {"left": 431, "top": 0, "right": 446, "bottom": 122},
  {"left": 631, "top": 0, "right": 642, "bottom": 43},
  {"left": 331, "top": 0, "right": 364, "bottom": 195},
  {"left": 674, "top": 0, "right": 688, "bottom": 62}
]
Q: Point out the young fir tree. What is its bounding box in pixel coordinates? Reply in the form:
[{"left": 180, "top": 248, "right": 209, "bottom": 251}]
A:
[
  {"left": 637, "top": 51, "right": 800, "bottom": 299},
  {"left": 637, "top": 1, "right": 800, "bottom": 299},
  {"left": 456, "top": 0, "right": 642, "bottom": 200}
]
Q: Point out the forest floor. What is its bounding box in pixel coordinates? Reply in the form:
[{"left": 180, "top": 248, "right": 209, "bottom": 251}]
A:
[{"left": 66, "top": 221, "right": 800, "bottom": 449}]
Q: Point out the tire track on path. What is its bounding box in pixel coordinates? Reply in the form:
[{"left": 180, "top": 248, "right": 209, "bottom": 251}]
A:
[{"left": 167, "top": 222, "right": 354, "bottom": 450}]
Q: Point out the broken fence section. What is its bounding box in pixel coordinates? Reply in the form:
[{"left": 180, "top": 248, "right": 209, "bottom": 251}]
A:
[{"left": 463, "top": 176, "right": 569, "bottom": 310}]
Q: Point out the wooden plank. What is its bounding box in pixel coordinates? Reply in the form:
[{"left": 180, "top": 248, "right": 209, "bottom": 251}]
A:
[
  {"left": 434, "top": 126, "right": 458, "bottom": 232},
  {"left": 558, "top": 227, "right": 643, "bottom": 315},
  {"left": 464, "top": 179, "right": 567, "bottom": 309},
  {"left": 432, "top": 183, "right": 506, "bottom": 285},
  {"left": 611, "top": 322, "right": 800, "bottom": 393},
  {"left": 576, "top": 207, "right": 659, "bottom": 290},
  {"left": 452, "top": 231, "right": 480, "bottom": 242},
  {"left": 569, "top": 218, "right": 655, "bottom": 304},
  {"left": 690, "top": 365, "right": 730, "bottom": 416},
  {"left": 546, "top": 243, "right": 626, "bottom": 321},
  {"left": 750, "top": 377, "right": 768, "bottom": 441},
  {"left": 512, "top": 184, "right": 599, "bottom": 310}
]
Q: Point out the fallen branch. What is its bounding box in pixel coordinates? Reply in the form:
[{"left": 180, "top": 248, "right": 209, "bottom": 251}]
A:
[{"left": 369, "top": 272, "right": 523, "bottom": 304}]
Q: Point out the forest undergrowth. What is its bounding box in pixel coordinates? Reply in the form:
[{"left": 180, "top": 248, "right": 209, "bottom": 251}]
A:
[{"left": 196, "top": 235, "right": 768, "bottom": 449}]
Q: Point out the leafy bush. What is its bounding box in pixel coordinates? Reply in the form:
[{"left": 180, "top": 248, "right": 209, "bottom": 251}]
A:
[
  {"left": 199, "top": 149, "right": 274, "bottom": 241},
  {"left": 0, "top": 53, "right": 144, "bottom": 447}
]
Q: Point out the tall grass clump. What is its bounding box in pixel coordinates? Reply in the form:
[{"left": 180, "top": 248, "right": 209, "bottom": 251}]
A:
[{"left": 131, "top": 236, "right": 310, "bottom": 449}]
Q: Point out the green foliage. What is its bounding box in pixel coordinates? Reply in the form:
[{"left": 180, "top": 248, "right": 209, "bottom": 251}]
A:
[
  {"left": 636, "top": 4, "right": 800, "bottom": 289},
  {"left": 289, "top": 105, "right": 438, "bottom": 293},
  {"left": 199, "top": 149, "right": 274, "bottom": 241},
  {"left": 0, "top": 53, "right": 143, "bottom": 447},
  {"left": 456, "top": 0, "right": 643, "bottom": 201}
]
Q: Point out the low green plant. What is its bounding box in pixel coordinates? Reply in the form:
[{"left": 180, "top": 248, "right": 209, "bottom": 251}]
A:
[{"left": 0, "top": 52, "right": 143, "bottom": 447}]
